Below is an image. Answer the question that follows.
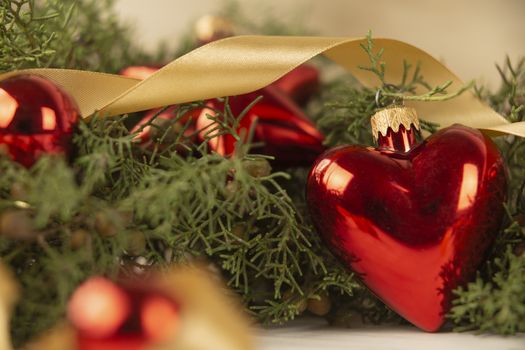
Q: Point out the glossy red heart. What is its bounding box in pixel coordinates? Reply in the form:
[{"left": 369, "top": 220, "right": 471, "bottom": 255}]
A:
[{"left": 306, "top": 124, "right": 507, "bottom": 331}]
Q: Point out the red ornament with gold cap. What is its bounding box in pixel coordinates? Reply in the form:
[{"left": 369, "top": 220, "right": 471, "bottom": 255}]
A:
[
  {"left": 306, "top": 105, "right": 507, "bottom": 331},
  {"left": 0, "top": 75, "right": 79, "bottom": 167}
]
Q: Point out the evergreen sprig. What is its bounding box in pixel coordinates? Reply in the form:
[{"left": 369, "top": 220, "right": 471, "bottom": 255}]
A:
[
  {"left": 314, "top": 30, "right": 469, "bottom": 148},
  {"left": 450, "top": 247, "right": 525, "bottom": 334},
  {"left": 358, "top": 31, "right": 474, "bottom": 104},
  {"left": 449, "top": 56, "right": 525, "bottom": 334},
  {"left": 0, "top": 0, "right": 156, "bottom": 73}
]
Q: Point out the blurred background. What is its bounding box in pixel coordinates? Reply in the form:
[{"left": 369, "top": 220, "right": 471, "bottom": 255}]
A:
[{"left": 115, "top": 0, "right": 524, "bottom": 88}]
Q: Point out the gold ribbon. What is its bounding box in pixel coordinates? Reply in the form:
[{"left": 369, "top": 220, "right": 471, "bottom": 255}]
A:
[{"left": 0, "top": 35, "right": 523, "bottom": 137}]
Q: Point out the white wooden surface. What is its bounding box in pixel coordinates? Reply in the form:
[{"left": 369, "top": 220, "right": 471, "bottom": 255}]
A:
[{"left": 258, "top": 318, "right": 525, "bottom": 350}]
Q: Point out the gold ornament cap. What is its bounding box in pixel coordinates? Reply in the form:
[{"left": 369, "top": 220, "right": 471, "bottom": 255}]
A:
[
  {"left": 194, "top": 15, "right": 234, "bottom": 43},
  {"left": 370, "top": 106, "right": 420, "bottom": 141}
]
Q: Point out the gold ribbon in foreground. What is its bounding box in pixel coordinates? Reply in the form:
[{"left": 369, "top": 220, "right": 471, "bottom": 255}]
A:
[{"left": 0, "top": 35, "right": 523, "bottom": 138}]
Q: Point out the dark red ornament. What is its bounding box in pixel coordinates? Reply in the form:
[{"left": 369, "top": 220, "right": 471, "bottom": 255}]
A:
[
  {"left": 272, "top": 65, "right": 320, "bottom": 106},
  {"left": 121, "top": 68, "right": 199, "bottom": 154},
  {"left": 130, "top": 106, "right": 200, "bottom": 153},
  {"left": 196, "top": 84, "right": 325, "bottom": 166},
  {"left": 68, "top": 276, "right": 180, "bottom": 350},
  {"left": 0, "top": 75, "right": 79, "bottom": 167},
  {"left": 306, "top": 106, "right": 507, "bottom": 331},
  {"left": 122, "top": 65, "right": 325, "bottom": 166}
]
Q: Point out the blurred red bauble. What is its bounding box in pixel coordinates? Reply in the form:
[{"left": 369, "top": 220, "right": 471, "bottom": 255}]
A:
[
  {"left": 119, "top": 66, "right": 160, "bottom": 81},
  {"left": 68, "top": 277, "right": 131, "bottom": 339},
  {"left": 68, "top": 276, "right": 180, "bottom": 350},
  {"left": 141, "top": 294, "right": 180, "bottom": 342},
  {"left": 0, "top": 75, "right": 79, "bottom": 167},
  {"left": 306, "top": 106, "right": 507, "bottom": 331}
]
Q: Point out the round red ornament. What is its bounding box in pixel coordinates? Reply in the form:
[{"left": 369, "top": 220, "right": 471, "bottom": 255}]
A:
[
  {"left": 0, "top": 75, "right": 79, "bottom": 167},
  {"left": 306, "top": 106, "right": 507, "bottom": 331}
]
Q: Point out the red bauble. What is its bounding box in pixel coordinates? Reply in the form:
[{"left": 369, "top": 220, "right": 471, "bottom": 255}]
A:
[
  {"left": 68, "top": 276, "right": 180, "bottom": 350},
  {"left": 0, "top": 75, "right": 79, "bottom": 167},
  {"left": 306, "top": 108, "right": 507, "bottom": 331}
]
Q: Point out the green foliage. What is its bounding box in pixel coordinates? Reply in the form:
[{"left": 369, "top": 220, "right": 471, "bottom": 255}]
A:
[
  {"left": 450, "top": 248, "right": 525, "bottom": 334},
  {"left": 0, "top": 0, "right": 523, "bottom": 344},
  {"left": 449, "top": 57, "right": 525, "bottom": 334},
  {"left": 358, "top": 31, "right": 474, "bottom": 104},
  {"left": 0, "top": 0, "right": 155, "bottom": 73},
  {"left": 0, "top": 1, "right": 363, "bottom": 338},
  {"left": 0, "top": 108, "right": 363, "bottom": 345}
]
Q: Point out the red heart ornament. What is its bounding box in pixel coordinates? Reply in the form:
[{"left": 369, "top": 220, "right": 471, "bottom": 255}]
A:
[{"left": 306, "top": 113, "right": 507, "bottom": 331}]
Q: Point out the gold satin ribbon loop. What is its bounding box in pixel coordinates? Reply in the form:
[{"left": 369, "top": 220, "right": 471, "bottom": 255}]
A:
[{"left": 0, "top": 35, "right": 519, "bottom": 137}]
